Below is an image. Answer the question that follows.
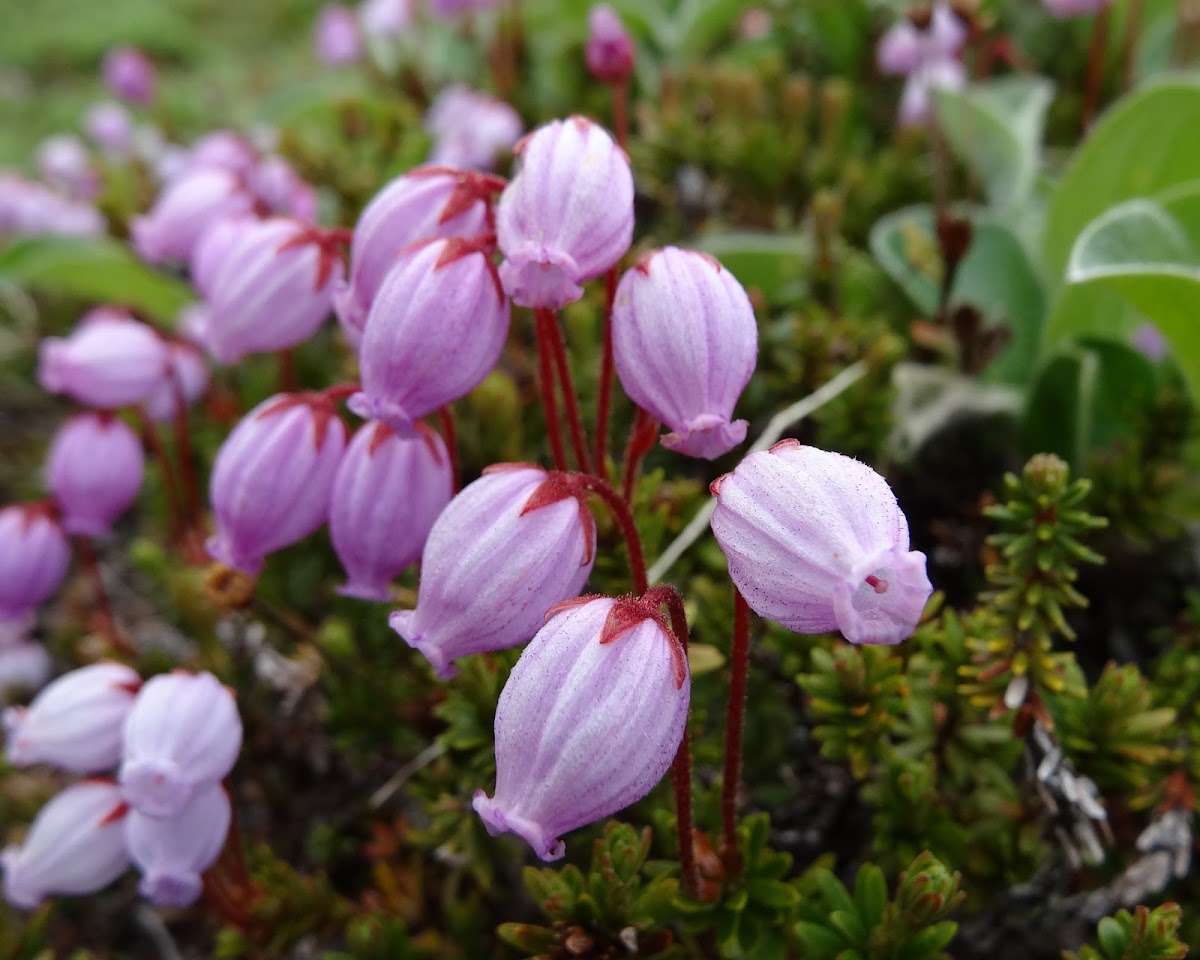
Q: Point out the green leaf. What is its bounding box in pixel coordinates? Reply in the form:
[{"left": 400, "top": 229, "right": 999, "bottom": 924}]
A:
[
  {"left": 796, "top": 920, "right": 851, "bottom": 957},
  {"left": 0, "top": 235, "right": 191, "bottom": 325},
  {"left": 1096, "top": 916, "right": 1127, "bottom": 958},
  {"left": 1023, "top": 339, "right": 1158, "bottom": 467},
  {"left": 744, "top": 877, "right": 801, "bottom": 911},
  {"left": 1065, "top": 197, "right": 1200, "bottom": 397},
  {"left": 1043, "top": 77, "right": 1200, "bottom": 285},
  {"left": 852, "top": 865, "right": 888, "bottom": 931},
  {"left": 932, "top": 76, "right": 1054, "bottom": 209},
  {"left": 695, "top": 231, "right": 810, "bottom": 303}
]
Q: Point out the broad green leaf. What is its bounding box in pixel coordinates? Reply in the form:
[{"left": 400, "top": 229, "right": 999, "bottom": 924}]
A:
[
  {"left": 1043, "top": 77, "right": 1200, "bottom": 283},
  {"left": 0, "top": 235, "right": 191, "bottom": 325},
  {"left": 1023, "top": 340, "right": 1158, "bottom": 468},
  {"left": 1065, "top": 198, "right": 1200, "bottom": 397},
  {"left": 696, "top": 231, "right": 811, "bottom": 302},
  {"left": 932, "top": 76, "right": 1054, "bottom": 210}
]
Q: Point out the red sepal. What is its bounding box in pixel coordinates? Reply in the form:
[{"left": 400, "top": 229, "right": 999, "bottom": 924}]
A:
[
  {"left": 769, "top": 439, "right": 801, "bottom": 454},
  {"left": 519, "top": 471, "right": 596, "bottom": 566},
  {"left": 598, "top": 594, "right": 686, "bottom": 689},
  {"left": 97, "top": 801, "right": 130, "bottom": 827},
  {"left": 254, "top": 391, "right": 343, "bottom": 452},
  {"left": 276, "top": 223, "right": 352, "bottom": 292}
]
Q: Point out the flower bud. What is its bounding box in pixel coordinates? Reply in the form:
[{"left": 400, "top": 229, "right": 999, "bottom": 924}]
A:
[
  {"left": 46, "top": 413, "right": 145, "bottom": 537},
  {"left": 131, "top": 167, "right": 255, "bottom": 265},
  {"left": 3, "top": 662, "right": 140, "bottom": 773},
  {"left": 612, "top": 247, "right": 757, "bottom": 460},
  {"left": 120, "top": 671, "right": 242, "bottom": 818},
  {"left": 496, "top": 116, "right": 633, "bottom": 309},
  {"left": 126, "top": 783, "right": 230, "bottom": 907},
  {"left": 710, "top": 441, "right": 933, "bottom": 645},
  {"left": 334, "top": 166, "right": 498, "bottom": 345},
  {"left": 586, "top": 6, "right": 635, "bottom": 84},
  {"left": 425, "top": 86, "right": 523, "bottom": 172},
  {"left": 877, "top": 4, "right": 966, "bottom": 76},
  {"left": 390, "top": 466, "right": 596, "bottom": 679},
  {"left": 361, "top": 0, "right": 411, "bottom": 37},
  {"left": 198, "top": 218, "right": 342, "bottom": 364},
  {"left": 84, "top": 101, "right": 135, "bottom": 156},
  {"left": 191, "top": 215, "right": 255, "bottom": 298},
  {"left": 473, "top": 594, "right": 689, "bottom": 861},
  {"left": 35, "top": 134, "right": 97, "bottom": 202},
  {"left": 348, "top": 235, "right": 510, "bottom": 435},
  {"left": 102, "top": 45, "right": 157, "bottom": 104},
  {"left": 38, "top": 312, "right": 169, "bottom": 409},
  {"left": 898, "top": 59, "right": 966, "bottom": 127},
  {"left": 248, "top": 155, "right": 318, "bottom": 222},
  {"left": 0, "top": 644, "right": 52, "bottom": 702},
  {"left": 182, "top": 130, "right": 259, "bottom": 180},
  {"left": 0, "top": 503, "right": 70, "bottom": 619},
  {"left": 141, "top": 337, "right": 210, "bottom": 423},
  {"left": 330, "top": 422, "right": 454, "bottom": 600},
  {"left": 315, "top": 4, "right": 363, "bottom": 64},
  {"left": 207, "top": 392, "right": 347, "bottom": 574},
  {"left": 2, "top": 780, "right": 130, "bottom": 910}
]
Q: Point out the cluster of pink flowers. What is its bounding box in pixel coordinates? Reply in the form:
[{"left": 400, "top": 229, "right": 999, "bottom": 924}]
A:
[
  {"left": 3, "top": 668, "right": 240, "bottom": 908},
  {"left": 0, "top": 3, "right": 939, "bottom": 908}
]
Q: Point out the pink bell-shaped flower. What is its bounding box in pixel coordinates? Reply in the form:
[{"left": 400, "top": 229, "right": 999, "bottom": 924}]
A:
[
  {"left": 390, "top": 466, "right": 596, "bottom": 679},
  {"left": 473, "top": 593, "right": 689, "bottom": 861},
  {"left": 191, "top": 215, "right": 256, "bottom": 298},
  {"left": 333, "top": 167, "right": 499, "bottom": 345},
  {"left": 131, "top": 167, "right": 255, "bottom": 265},
  {"left": 141, "top": 336, "right": 210, "bottom": 423},
  {"left": 348, "top": 235, "right": 510, "bottom": 435},
  {"left": 0, "top": 644, "right": 52, "bottom": 702},
  {"left": 85, "top": 101, "right": 135, "bottom": 156},
  {"left": 120, "top": 671, "right": 242, "bottom": 818},
  {"left": 425, "top": 86, "right": 524, "bottom": 172},
  {"left": 0, "top": 503, "right": 71, "bottom": 619},
  {"left": 102, "top": 46, "right": 157, "bottom": 105},
  {"left": 126, "top": 783, "right": 231, "bottom": 907},
  {"left": 330, "top": 421, "right": 454, "bottom": 601},
  {"left": 180, "top": 130, "right": 259, "bottom": 181},
  {"left": 1, "top": 779, "right": 130, "bottom": 910},
  {"left": 248, "top": 155, "right": 319, "bottom": 222},
  {"left": 3, "top": 662, "right": 140, "bottom": 773},
  {"left": 710, "top": 441, "right": 933, "bottom": 645},
  {"left": 496, "top": 116, "right": 633, "bottom": 309},
  {"left": 898, "top": 59, "right": 967, "bottom": 127},
  {"left": 612, "top": 247, "right": 757, "bottom": 460},
  {"left": 207, "top": 392, "right": 347, "bottom": 575},
  {"left": 45, "top": 412, "right": 145, "bottom": 537},
  {"left": 877, "top": 4, "right": 966, "bottom": 76},
  {"left": 315, "top": 4, "right": 363, "bottom": 64},
  {"left": 199, "top": 218, "right": 343, "bottom": 364},
  {"left": 586, "top": 5, "right": 635, "bottom": 84},
  {"left": 36, "top": 134, "right": 98, "bottom": 202},
  {"left": 38, "top": 312, "right": 169, "bottom": 410}
]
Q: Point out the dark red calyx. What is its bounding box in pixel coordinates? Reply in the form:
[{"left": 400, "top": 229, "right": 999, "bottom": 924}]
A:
[
  {"left": 434, "top": 233, "right": 504, "bottom": 303},
  {"left": 520, "top": 471, "right": 596, "bottom": 566},
  {"left": 18, "top": 499, "right": 61, "bottom": 532},
  {"left": 599, "top": 594, "right": 687, "bottom": 689},
  {"left": 482, "top": 461, "right": 541, "bottom": 476},
  {"left": 254, "top": 391, "right": 342, "bottom": 452},
  {"left": 413, "top": 421, "right": 446, "bottom": 465},
  {"left": 435, "top": 170, "right": 508, "bottom": 225},
  {"left": 97, "top": 801, "right": 131, "bottom": 826},
  {"left": 769, "top": 438, "right": 801, "bottom": 454},
  {"left": 366, "top": 420, "right": 395, "bottom": 456},
  {"left": 709, "top": 473, "right": 730, "bottom": 497},
  {"left": 276, "top": 223, "right": 352, "bottom": 292},
  {"left": 633, "top": 249, "right": 658, "bottom": 276}
]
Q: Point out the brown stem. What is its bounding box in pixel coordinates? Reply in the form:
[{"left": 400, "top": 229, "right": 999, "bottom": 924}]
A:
[
  {"left": 575, "top": 474, "right": 647, "bottom": 595},
  {"left": 534, "top": 308, "right": 569, "bottom": 471},
  {"left": 1082, "top": 7, "right": 1111, "bottom": 132},
  {"left": 719, "top": 587, "right": 751, "bottom": 876},
  {"left": 647, "top": 583, "right": 699, "bottom": 899},
  {"left": 277, "top": 348, "right": 298, "bottom": 393},
  {"left": 171, "top": 376, "right": 201, "bottom": 527},
  {"left": 621, "top": 408, "right": 657, "bottom": 502},
  {"left": 134, "top": 411, "right": 183, "bottom": 545},
  {"left": 613, "top": 81, "right": 630, "bottom": 150},
  {"left": 594, "top": 267, "right": 618, "bottom": 475},
  {"left": 437, "top": 405, "right": 460, "bottom": 493},
  {"left": 539, "top": 308, "right": 591, "bottom": 475},
  {"left": 1122, "top": 0, "right": 1145, "bottom": 88},
  {"left": 75, "top": 536, "right": 134, "bottom": 657}
]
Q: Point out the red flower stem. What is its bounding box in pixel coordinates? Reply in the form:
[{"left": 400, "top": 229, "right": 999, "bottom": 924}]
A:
[
  {"left": 621, "top": 407, "right": 655, "bottom": 502},
  {"left": 134, "top": 411, "right": 184, "bottom": 545},
  {"left": 613, "top": 81, "right": 630, "bottom": 150},
  {"left": 437, "top": 405, "right": 461, "bottom": 493},
  {"left": 75, "top": 536, "right": 134, "bottom": 657},
  {"left": 594, "top": 267, "right": 618, "bottom": 475},
  {"left": 534, "top": 308, "right": 569, "bottom": 472},
  {"left": 277, "top": 347, "right": 298, "bottom": 393},
  {"left": 322, "top": 382, "right": 361, "bottom": 404},
  {"left": 539, "top": 307, "right": 592, "bottom": 475},
  {"left": 719, "top": 587, "right": 751, "bottom": 876},
  {"left": 644, "top": 583, "right": 699, "bottom": 899},
  {"left": 1082, "top": 6, "right": 1110, "bottom": 131},
  {"left": 575, "top": 474, "right": 647, "bottom": 595},
  {"left": 171, "top": 376, "right": 202, "bottom": 527}
]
